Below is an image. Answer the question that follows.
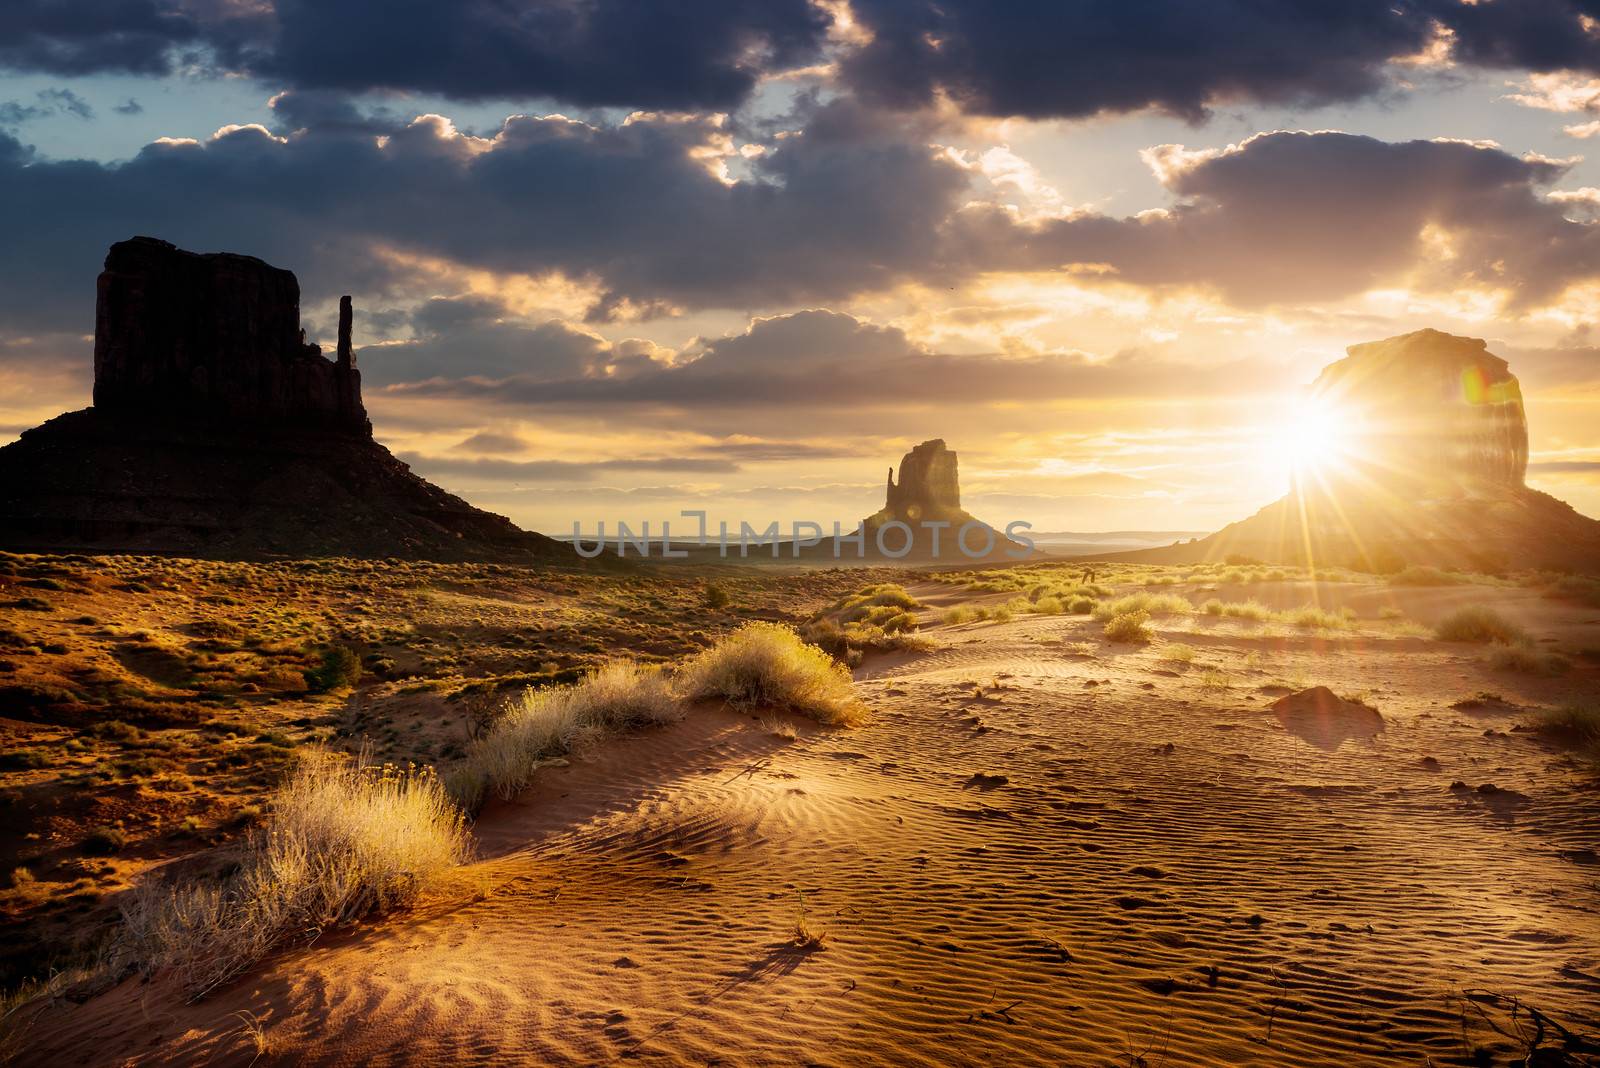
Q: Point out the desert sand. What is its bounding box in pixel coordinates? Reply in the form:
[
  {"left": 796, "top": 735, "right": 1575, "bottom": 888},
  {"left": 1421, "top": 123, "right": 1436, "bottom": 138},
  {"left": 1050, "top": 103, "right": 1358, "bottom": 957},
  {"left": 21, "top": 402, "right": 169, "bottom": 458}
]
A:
[{"left": 11, "top": 570, "right": 1599, "bottom": 1067}]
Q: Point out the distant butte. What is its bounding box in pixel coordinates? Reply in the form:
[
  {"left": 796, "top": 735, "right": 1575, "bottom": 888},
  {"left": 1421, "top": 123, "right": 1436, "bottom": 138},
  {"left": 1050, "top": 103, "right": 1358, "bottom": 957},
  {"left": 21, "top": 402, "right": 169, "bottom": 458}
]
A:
[
  {"left": 865, "top": 438, "right": 973, "bottom": 530},
  {"left": 850, "top": 438, "right": 1031, "bottom": 560},
  {"left": 0, "top": 237, "right": 567, "bottom": 562},
  {"left": 1112, "top": 329, "right": 1600, "bottom": 573}
]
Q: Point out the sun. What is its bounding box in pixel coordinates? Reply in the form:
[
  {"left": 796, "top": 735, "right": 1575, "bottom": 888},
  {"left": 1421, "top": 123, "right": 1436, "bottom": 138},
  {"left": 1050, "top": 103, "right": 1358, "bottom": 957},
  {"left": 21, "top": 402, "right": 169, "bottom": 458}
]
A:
[{"left": 1279, "top": 397, "right": 1350, "bottom": 479}]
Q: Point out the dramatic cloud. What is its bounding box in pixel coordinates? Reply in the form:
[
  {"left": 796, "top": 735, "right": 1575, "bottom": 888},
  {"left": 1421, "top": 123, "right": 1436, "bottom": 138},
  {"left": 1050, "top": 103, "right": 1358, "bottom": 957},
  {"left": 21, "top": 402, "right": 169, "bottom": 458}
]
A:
[
  {"left": 362, "top": 298, "right": 630, "bottom": 385},
  {"left": 0, "top": 0, "right": 214, "bottom": 77},
  {"left": 842, "top": 0, "right": 1600, "bottom": 121},
  {"left": 9, "top": 1, "right": 1600, "bottom": 121},
  {"left": 259, "top": 0, "right": 830, "bottom": 108},
  {"left": 0, "top": 0, "right": 829, "bottom": 110},
  {"left": 2, "top": 106, "right": 1598, "bottom": 348},
  {"left": 962, "top": 131, "right": 1600, "bottom": 306},
  {"left": 0, "top": 98, "right": 970, "bottom": 330},
  {"left": 375, "top": 308, "right": 1293, "bottom": 413}
]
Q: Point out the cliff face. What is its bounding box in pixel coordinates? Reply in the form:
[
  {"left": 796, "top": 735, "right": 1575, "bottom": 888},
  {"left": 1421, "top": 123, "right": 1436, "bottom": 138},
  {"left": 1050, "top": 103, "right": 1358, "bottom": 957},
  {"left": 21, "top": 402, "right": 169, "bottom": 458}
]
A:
[
  {"left": 1309, "top": 328, "right": 1528, "bottom": 496},
  {"left": 0, "top": 238, "right": 564, "bottom": 562},
  {"left": 93, "top": 237, "right": 369, "bottom": 435}
]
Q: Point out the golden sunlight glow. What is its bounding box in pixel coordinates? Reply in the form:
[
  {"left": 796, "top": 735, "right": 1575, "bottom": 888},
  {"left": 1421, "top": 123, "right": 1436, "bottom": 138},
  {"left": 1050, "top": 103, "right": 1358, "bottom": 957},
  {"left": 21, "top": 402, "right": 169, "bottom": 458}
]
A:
[{"left": 1278, "top": 397, "right": 1350, "bottom": 479}]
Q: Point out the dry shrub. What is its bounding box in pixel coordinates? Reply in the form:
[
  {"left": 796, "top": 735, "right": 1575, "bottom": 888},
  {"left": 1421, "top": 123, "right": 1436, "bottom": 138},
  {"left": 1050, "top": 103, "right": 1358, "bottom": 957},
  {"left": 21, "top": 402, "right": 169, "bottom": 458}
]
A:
[
  {"left": 1283, "top": 604, "right": 1353, "bottom": 630},
  {"left": 801, "top": 583, "right": 929, "bottom": 662},
  {"left": 121, "top": 749, "right": 469, "bottom": 999},
  {"left": 1220, "top": 599, "right": 1271, "bottom": 621},
  {"left": 678, "top": 622, "right": 866, "bottom": 726},
  {"left": 1486, "top": 646, "right": 1570, "bottom": 676},
  {"left": 1103, "top": 609, "right": 1153, "bottom": 644},
  {"left": 457, "top": 662, "right": 680, "bottom": 803},
  {"left": 1529, "top": 705, "right": 1600, "bottom": 746},
  {"left": 1093, "top": 593, "right": 1189, "bottom": 621},
  {"left": 1434, "top": 606, "right": 1527, "bottom": 644},
  {"left": 1388, "top": 565, "right": 1468, "bottom": 586}
]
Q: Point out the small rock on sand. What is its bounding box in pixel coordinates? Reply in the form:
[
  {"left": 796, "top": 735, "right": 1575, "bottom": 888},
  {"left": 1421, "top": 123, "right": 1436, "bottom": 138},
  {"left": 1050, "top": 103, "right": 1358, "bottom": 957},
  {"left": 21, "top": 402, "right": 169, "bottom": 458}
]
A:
[
  {"left": 964, "top": 772, "right": 1010, "bottom": 790},
  {"left": 1271, "top": 686, "right": 1384, "bottom": 751}
]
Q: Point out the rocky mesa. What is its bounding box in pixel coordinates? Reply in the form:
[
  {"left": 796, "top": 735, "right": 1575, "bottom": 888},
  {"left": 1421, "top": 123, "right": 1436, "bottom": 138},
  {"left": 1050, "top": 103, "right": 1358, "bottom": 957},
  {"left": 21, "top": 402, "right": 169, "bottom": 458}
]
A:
[
  {"left": 0, "top": 238, "right": 565, "bottom": 562},
  {"left": 1115, "top": 329, "right": 1600, "bottom": 573}
]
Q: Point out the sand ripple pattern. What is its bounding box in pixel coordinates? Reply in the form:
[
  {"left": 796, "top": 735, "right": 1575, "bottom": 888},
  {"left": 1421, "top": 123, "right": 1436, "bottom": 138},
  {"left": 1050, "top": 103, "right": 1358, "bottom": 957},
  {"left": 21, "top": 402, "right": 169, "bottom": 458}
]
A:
[{"left": 20, "top": 603, "right": 1600, "bottom": 1066}]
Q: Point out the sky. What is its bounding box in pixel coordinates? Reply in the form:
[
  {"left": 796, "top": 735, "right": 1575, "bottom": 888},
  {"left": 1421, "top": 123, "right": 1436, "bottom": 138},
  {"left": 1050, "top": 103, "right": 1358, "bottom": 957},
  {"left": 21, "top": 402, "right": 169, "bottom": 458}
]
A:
[{"left": 3, "top": 1, "right": 1600, "bottom": 538}]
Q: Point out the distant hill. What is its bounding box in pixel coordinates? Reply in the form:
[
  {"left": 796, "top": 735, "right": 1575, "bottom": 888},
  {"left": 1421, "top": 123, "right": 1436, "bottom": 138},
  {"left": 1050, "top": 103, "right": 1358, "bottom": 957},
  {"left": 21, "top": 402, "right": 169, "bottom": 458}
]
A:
[{"left": 1028, "top": 531, "right": 1213, "bottom": 556}]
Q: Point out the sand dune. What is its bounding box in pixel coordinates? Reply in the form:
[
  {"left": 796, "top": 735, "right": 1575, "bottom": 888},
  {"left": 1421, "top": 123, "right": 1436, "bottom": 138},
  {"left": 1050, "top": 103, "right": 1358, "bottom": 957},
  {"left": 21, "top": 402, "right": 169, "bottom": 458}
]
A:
[{"left": 17, "top": 581, "right": 1600, "bottom": 1066}]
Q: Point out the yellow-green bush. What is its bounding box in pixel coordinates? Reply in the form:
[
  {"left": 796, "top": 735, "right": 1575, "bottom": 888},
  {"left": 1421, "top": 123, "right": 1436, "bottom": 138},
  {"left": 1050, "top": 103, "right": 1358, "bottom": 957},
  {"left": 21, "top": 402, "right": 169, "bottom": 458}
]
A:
[
  {"left": 1103, "top": 609, "right": 1153, "bottom": 643},
  {"left": 678, "top": 622, "right": 866, "bottom": 726}
]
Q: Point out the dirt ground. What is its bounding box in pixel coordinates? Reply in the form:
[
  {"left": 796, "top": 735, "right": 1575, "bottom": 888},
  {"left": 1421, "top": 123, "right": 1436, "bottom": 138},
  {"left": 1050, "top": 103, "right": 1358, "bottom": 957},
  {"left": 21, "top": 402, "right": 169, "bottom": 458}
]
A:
[{"left": 8, "top": 563, "right": 1599, "bottom": 1066}]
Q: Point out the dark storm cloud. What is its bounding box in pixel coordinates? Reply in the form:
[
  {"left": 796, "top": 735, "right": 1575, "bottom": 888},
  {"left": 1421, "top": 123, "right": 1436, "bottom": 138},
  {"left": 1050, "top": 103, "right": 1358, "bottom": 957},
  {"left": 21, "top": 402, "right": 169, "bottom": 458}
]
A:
[
  {"left": 9, "top": 0, "right": 1600, "bottom": 120},
  {"left": 363, "top": 306, "right": 613, "bottom": 385},
  {"left": 1438, "top": 0, "right": 1600, "bottom": 73},
  {"left": 379, "top": 308, "right": 1292, "bottom": 411},
  {"left": 259, "top": 0, "right": 830, "bottom": 108},
  {"left": 842, "top": 0, "right": 1600, "bottom": 121},
  {"left": 961, "top": 131, "right": 1600, "bottom": 306},
  {"left": 0, "top": 98, "right": 967, "bottom": 331},
  {"left": 0, "top": 0, "right": 830, "bottom": 110},
  {"left": 0, "top": 0, "right": 209, "bottom": 77},
  {"left": 0, "top": 109, "right": 1595, "bottom": 344}
]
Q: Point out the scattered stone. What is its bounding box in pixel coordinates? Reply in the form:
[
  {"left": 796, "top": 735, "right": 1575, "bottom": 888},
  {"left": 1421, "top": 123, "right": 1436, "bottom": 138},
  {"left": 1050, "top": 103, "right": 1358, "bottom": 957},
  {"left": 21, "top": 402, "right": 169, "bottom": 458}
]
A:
[{"left": 963, "top": 772, "right": 1009, "bottom": 790}]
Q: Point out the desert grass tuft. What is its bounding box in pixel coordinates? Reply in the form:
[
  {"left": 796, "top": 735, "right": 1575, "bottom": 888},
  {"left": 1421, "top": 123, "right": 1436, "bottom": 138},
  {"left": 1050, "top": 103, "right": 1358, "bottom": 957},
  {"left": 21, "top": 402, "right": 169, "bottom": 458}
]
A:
[
  {"left": 679, "top": 622, "right": 866, "bottom": 727},
  {"left": 802, "top": 583, "right": 929, "bottom": 662},
  {"left": 756, "top": 715, "right": 798, "bottom": 741},
  {"left": 1485, "top": 646, "right": 1570, "bottom": 676},
  {"left": 790, "top": 891, "right": 828, "bottom": 950},
  {"left": 1103, "top": 609, "right": 1153, "bottom": 644},
  {"left": 1527, "top": 705, "right": 1600, "bottom": 771},
  {"left": 1282, "top": 604, "right": 1353, "bottom": 631},
  {"left": 1434, "top": 606, "right": 1527, "bottom": 645},
  {"left": 1528, "top": 704, "right": 1600, "bottom": 745},
  {"left": 1093, "top": 593, "right": 1190, "bottom": 621},
  {"left": 457, "top": 662, "right": 680, "bottom": 803},
  {"left": 120, "top": 748, "right": 469, "bottom": 999}
]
